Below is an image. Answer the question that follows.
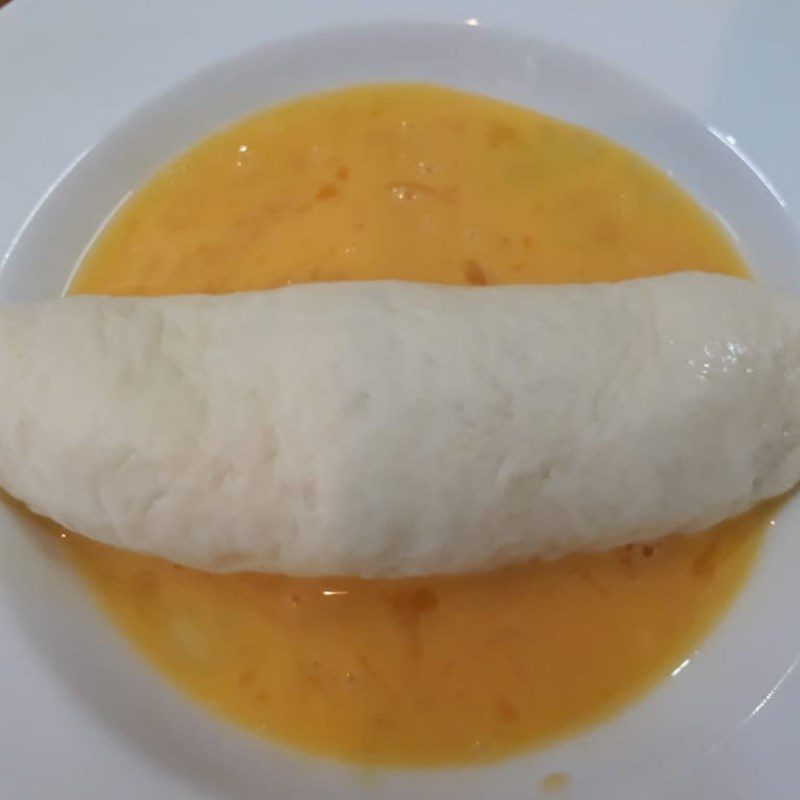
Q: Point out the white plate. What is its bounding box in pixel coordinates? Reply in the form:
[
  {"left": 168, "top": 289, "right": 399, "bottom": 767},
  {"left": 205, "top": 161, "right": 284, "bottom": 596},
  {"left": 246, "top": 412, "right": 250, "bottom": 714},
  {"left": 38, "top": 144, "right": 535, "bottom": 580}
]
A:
[{"left": 1, "top": 3, "right": 800, "bottom": 799}]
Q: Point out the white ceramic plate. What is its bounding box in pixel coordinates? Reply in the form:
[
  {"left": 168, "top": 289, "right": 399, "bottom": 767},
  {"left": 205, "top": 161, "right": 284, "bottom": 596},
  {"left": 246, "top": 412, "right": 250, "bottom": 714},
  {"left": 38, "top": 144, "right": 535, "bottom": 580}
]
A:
[{"left": 1, "top": 3, "right": 799, "bottom": 799}]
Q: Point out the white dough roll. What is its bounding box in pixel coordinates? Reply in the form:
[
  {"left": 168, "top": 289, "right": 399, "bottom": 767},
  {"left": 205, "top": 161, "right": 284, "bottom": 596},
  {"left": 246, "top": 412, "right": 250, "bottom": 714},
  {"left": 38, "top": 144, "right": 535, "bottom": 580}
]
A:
[{"left": 0, "top": 272, "right": 798, "bottom": 577}]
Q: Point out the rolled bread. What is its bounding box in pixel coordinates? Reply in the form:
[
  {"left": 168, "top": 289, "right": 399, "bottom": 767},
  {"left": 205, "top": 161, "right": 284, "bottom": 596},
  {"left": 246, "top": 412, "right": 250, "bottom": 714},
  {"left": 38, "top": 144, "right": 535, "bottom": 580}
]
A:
[{"left": 0, "top": 272, "right": 798, "bottom": 576}]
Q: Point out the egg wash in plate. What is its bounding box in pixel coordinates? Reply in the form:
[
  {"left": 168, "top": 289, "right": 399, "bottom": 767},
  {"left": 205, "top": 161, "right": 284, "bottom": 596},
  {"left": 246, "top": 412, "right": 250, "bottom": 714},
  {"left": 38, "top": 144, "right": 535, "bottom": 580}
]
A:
[{"left": 63, "top": 83, "right": 767, "bottom": 766}]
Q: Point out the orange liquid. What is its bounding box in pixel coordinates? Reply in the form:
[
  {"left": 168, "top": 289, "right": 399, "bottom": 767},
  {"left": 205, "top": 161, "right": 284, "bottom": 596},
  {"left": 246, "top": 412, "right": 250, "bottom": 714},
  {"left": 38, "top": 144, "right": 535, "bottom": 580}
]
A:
[{"left": 64, "top": 83, "right": 766, "bottom": 766}]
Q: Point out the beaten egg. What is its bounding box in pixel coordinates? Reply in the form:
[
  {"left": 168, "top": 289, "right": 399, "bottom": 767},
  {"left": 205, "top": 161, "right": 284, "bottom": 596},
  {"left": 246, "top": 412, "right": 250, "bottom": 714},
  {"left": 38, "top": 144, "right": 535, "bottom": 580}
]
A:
[{"left": 64, "top": 83, "right": 768, "bottom": 765}]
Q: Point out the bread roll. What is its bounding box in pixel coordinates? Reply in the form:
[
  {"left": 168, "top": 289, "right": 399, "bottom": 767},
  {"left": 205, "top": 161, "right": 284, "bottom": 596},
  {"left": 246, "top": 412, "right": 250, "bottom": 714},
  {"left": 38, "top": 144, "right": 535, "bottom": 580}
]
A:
[{"left": 0, "top": 272, "right": 797, "bottom": 576}]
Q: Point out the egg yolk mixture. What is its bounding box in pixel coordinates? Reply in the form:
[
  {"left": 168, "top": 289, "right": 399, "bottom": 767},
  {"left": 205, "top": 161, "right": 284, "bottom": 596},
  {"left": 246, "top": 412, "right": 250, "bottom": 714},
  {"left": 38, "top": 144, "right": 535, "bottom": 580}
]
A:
[{"left": 65, "top": 84, "right": 768, "bottom": 766}]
